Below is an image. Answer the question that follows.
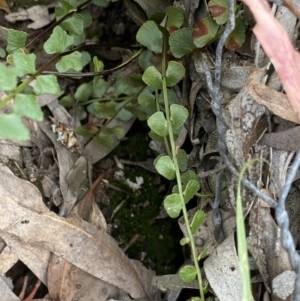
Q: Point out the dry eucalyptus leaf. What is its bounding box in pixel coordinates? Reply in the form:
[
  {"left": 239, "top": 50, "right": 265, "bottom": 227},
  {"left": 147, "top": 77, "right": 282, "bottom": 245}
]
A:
[
  {"left": 189, "top": 80, "right": 203, "bottom": 118},
  {"left": 66, "top": 156, "right": 88, "bottom": 193},
  {"left": 130, "top": 259, "right": 157, "bottom": 298},
  {"left": 221, "top": 66, "right": 252, "bottom": 92},
  {"left": 268, "top": 149, "right": 291, "bottom": 197},
  {"left": 242, "top": 0, "right": 300, "bottom": 122},
  {"left": 0, "top": 195, "right": 153, "bottom": 298},
  {"left": 225, "top": 86, "right": 266, "bottom": 168},
  {"left": 224, "top": 81, "right": 267, "bottom": 212},
  {"left": 89, "top": 199, "right": 108, "bottom": 231},
  {"left": 261, "top": 126, "right": 300, "bottom": 152},
  {"left": 37, "top": 94, "right": 57, "bottom": 107},
  {"left": 82, "top": 117, "right": 136, "bottom": 164},
  {"left": 124, "top": 0, "right": 171, "bottom": 24},
  {"left": 247, "top": 69, "right": 300, "bottom": 124},
  {"left": 152, "top": 274, "right": 199, "bottom": 292},
  {"left": 47, "top": 256, "right": 122, "bottom": 301},
  {"left": 178, "top": 208, "right": 217, "bottom": 257},
  {"left": 3, "top": 234, "right": 50, "bottom": 285},
  {"left": 0, "top": 165, "right": 47, "bottom": 213},
  {"left": 247, "top": 194, "right": 272, "bottom": 292},
  {"left": 71, "top": 173, "right": 107, "bottom": 231},
  {"left": 0, "top": 140, "right": 21, "bottom": 164},
  {"left": 247, "top": 191, "right": 292, "bottom": 298},
  {"left": 285, "top": 182, "right": 300, "bottom": 247},
  {"left": 178, "top": 208, "right": 235, "bottom": 256},
  {"left": 275, "top": 5, "right": 297, "bottom": 41},
  {"left": 42, "top": 97, "right": 88, "bottom": 215},
  {"left": 0, "top": 275, "right": 19, "bottom": 301},
  {"left": 48, "top": 174, "right": 110, "bottom": 301},
  {"left": 0, "top": 246, "right": 18, "bottom": 274},
  {"left": 39, "top": 120, "right": 79, "bottom": 216},
  {"left": 0, "top": 166, "right": 50, "bottom": 283},
  {"left": 5, "top": 5, "right": 55, "bottom": 29},
  {"left": 0, "top": 0, "right": 9, "bottom": 13},
  {"left": 203, "top": 234, "right": 242, "bottom": 301}
]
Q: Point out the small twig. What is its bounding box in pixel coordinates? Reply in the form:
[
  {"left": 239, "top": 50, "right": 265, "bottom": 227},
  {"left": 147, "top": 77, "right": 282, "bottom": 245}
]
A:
[
  {"left": 198, "top": 164, "right": 226, "bottom": 179},
  {"left": 75, "top": 173, "right": 105, "bottom": 220},
  {"left": 18, "top": 276, "right": 28, "bottom": 300},
  {"left": 122, "top": 234, "right": 140, "bottom": 253},
  {"left": 110, "top": 200, "right": 125, "bottom": 222},
  {"left": 23, "top": 278, "right": 42, "bottom": 301}
]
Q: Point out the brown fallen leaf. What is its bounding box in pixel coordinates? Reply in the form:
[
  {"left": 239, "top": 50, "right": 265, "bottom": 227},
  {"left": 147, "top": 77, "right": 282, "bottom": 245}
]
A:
[
  {"left": 242, "top": 0, "right": 300, "bottom": 122},
  {"left": 0, "top": 165, "right": 48, "bottom": 214},
  {"left": 0, "top": 194, "right": 154, "bottom": 298},
  {"left": 2, "top": 234, "right": 50, "bottom": 285},
  {"left": 247, "top": 191, "right": 292, "bottom": 298},
  {"left": 71, "top": 173, "right": 106, "bottom": 228},
  {"left": 247, "top": 69, "right": 300, "bottom": 124},
  {"left": 0, "top": 0, "right": 10, "bottom": 13},
  {"left": 260, "top": 126, "right": 300, "bottom": 152},
  {"left": 47, "top": 256, "right": 121, "bottom": 301},
  {"left": 47, "top": 173, "right": 114, "bottom": 301}
]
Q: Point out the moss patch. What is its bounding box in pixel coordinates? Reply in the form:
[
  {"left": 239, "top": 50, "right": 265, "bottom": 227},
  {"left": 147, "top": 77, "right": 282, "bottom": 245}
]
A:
[
  {"left": 109, "top": 166, "right": 182, "bottom": 274},
  {"left": 108, "top": 131, "right": 182, "bottom": 275},
  {"left": 111, "top": 132, "right": 150, "bottom": 162}
]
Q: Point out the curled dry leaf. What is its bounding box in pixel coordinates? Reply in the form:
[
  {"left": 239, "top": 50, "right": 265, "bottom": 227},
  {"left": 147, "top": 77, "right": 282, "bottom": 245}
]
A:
[
  {"left": 0, "top": 0, "right": 10, "bottom": 13},
  {"left": 39, "top": 120, "right": 78, "bottom": 216},
  {"left": 5, "top": 4, "right": 55, "bottom": 29},
  {"left": 247, "top": 69, "right": 299, "bottom": 124},
  {"left": 242, "top": 0, "right": 300, "bottom": 122}
]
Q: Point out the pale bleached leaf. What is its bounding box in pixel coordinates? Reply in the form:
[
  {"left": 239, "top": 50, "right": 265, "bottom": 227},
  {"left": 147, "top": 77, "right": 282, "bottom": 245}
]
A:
[
  {"left": 204, "top": 234, "right": 242, "bottom": 301},
  {"left": 0, "top": 275, "right": 19, "bottom": 301},
  {"left": 0, "top": 195, "right": 153, "bottom": 298}
]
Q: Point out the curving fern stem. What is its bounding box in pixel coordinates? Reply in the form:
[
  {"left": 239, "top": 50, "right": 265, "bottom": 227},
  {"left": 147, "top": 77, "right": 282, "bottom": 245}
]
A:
[
  {"left": 160, "top": 32, "right": 206, "bottom": 301},
  {"left": 201, "top": 0, "right": 300, "bottom": 299}
]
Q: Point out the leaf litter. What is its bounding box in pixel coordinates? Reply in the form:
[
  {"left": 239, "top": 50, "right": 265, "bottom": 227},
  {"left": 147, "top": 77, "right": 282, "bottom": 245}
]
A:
[{"left": 2, "top": 0, "right": 300, "bottom": 300}]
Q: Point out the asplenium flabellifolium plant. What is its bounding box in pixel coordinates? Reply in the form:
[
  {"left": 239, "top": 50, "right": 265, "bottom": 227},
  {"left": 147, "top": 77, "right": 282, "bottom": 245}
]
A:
[
  {"left": 136, "top": 7, "right": 211, "bottom": 300},
  {"left": 135, "top": 2, "right": 245, "bottom": 299}
]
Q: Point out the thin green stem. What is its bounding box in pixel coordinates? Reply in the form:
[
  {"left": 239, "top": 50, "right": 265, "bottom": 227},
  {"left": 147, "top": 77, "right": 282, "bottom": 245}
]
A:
[
  {"left": 0, "top": 54, "right": 60, "bottom": 110},
  {"left": 101, "top": 87, "right": 145, "bottom": 133},
  {"left": 83, "top": 87, "right": 145, "bottom": 147},
  {"left": 161, "top": 31, "right": 204, "bottom": 301},
  {"left": 44, "top": 48, "right": 144, "bottom": 78},
  {"left": 154, "top": 88, "right": 171, "bottom": 156}
]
